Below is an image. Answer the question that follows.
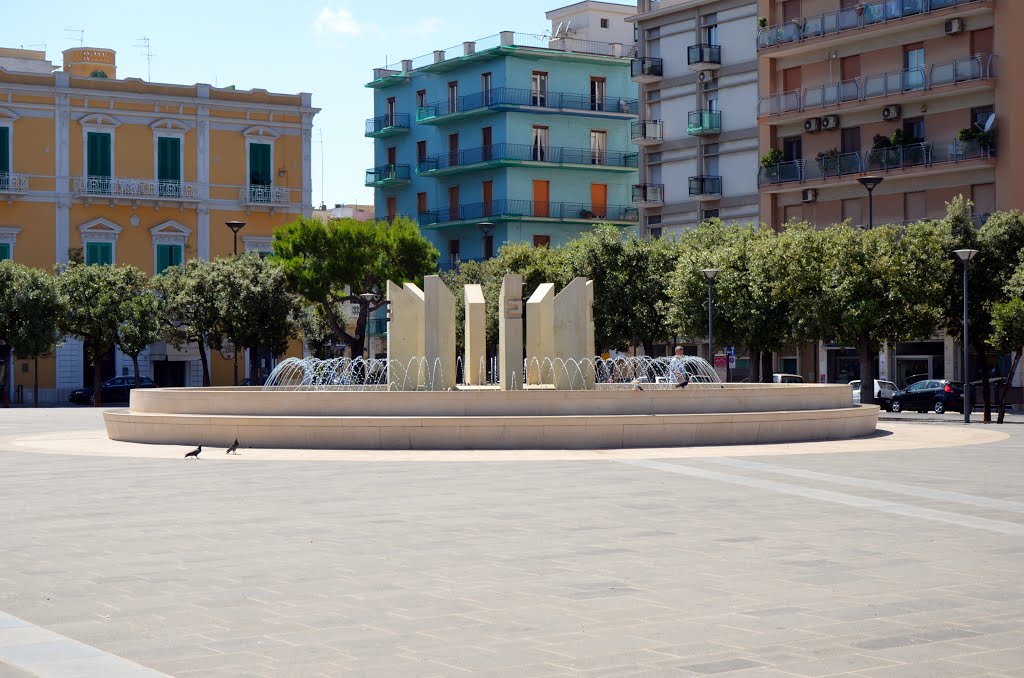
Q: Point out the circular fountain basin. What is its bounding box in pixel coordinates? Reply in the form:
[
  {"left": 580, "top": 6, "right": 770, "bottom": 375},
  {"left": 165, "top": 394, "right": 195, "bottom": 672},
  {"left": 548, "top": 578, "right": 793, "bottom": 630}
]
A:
[{"left": 103, "top": 385, "right": 877, "bottom": 450}]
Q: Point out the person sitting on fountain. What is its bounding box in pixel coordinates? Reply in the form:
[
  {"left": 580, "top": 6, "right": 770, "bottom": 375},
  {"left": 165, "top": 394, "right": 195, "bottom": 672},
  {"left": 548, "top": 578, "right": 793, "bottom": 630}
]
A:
[{"left": 669, "top": 346, "right": 690, "bottom": 389}]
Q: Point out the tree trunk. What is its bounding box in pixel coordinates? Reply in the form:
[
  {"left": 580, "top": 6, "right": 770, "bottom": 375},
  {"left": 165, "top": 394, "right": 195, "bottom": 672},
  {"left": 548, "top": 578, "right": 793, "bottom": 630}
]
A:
[
  {"left": 641, "top": 339, "right": 655, "bottom": 359},
  {"left": 859, "top": 335, "right": 876, "bottom": 405},
  {"left": 997, "top": 349, "right": 1021, "bottom": 424},
  {"left": 972, "top": 336, "right": 991, "bottom": 423},
  {"left": 92, "top": 346, "right": 103, "bottom": 407},
  {"left": 197, "top": 341, "right": 211, "bottom": 387},
  {"left": 761, "top": 351, "right": 773, "bottom": 383},
  {"left": 0, "top": 345, "right": 9, "bottom": 408},
  {"left": 750, "top": 348, "right": 761, "bottom": 383},
  {"left": 131, "top": 355, "right": 141, "bottom": 387},
  {"left": 33, "top": 355, "right": 39, "bottom": 408}
]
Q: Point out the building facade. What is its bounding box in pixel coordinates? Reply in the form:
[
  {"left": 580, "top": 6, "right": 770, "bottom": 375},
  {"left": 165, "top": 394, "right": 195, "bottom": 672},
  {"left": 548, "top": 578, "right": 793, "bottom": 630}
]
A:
[
  {"left": 628, "top": 0, "right": 762, "bottom": 236},
  {"left": 0, "top": 47, "right": 317, "bottom": 403},
  {"left": 755, "top": 0, "right": 1024, "bottom": 385},
  {"left": 366, "top": 2, "right": 641, "bottom": 269}
]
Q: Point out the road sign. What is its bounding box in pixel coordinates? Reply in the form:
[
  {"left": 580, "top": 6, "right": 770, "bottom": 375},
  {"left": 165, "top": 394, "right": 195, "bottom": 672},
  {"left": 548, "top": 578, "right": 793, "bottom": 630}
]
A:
[{"left": 725, "top": 346, "right": 736, "bottom": 357}]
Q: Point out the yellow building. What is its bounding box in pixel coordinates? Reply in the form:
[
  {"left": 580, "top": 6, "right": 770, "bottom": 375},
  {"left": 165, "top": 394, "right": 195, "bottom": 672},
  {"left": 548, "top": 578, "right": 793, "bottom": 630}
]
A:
[{"left": 0, "top": 46, "right": 318, "bottom": 403}]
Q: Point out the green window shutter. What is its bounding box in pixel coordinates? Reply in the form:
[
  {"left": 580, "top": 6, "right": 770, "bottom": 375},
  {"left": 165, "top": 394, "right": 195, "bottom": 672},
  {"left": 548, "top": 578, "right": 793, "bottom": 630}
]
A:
[
  {"left": 87, "top": 132, "right": 111, "bottom": 178},
  {"left": 0, "top": 243, "right": 10, "bottom": 261},
  {"left": 155, "top": 244, "right": 182, "bottom": 273},
  {"left": 86, "top": 242, "right": 113, "bottom": 266},
  {"left": 0, "top": 127, "right": 9, "bottom": 174},
  {"left": 157, "top": 137, "right": 180, "bottom": 182},
  {"left": 249, "top": 143, "right": 271, "bottom": 186}
]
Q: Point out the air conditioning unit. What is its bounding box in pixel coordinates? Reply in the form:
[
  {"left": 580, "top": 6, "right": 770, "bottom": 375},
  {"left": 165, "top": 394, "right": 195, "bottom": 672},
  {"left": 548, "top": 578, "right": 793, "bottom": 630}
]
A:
[
  {"left": 804, "top": 117, "right": 822, "bottom": 133},
  {"left": 802, "top": 188, "right": 817, "bottom": 203},
  {"left": 882, "top": 104, "right": 902, "bottom": 121},
  {"left": 945, "top": 18, "right": 964, "bottom": 35},
  {"left": 821, "top": 114, "right": 840, "bottom": 130},
  {"left": 698, "top": 70, "right": 709, "bottom": 83}
]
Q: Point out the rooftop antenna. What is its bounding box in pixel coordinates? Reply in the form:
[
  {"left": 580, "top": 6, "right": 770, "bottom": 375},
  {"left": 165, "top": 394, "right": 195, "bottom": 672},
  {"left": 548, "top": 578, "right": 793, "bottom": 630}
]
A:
[
  {"left": 64, "top": 28, "right": 84, "bottom": 48},
  {"left": 554, "top": 21, "right": 564, "bottom": 37},
  {"left": 315, "top": 128, "right": 326, "bottom": 210},
  {"left": 135, "top": 36, "right": 155, "bottom": 81}
]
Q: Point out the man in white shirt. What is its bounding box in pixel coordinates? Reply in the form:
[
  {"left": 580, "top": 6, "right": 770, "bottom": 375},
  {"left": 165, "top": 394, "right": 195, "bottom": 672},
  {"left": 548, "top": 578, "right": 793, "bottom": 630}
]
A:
[{"left": 669, "top": 346, "right": 690, "bottom": 389}]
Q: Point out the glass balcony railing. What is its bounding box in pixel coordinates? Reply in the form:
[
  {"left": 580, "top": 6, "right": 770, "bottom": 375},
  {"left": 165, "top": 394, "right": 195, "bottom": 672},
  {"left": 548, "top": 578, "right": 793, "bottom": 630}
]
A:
[
  {"left": 631, "top": 183, "right": 664, "bottom": 204},
  {"left": 689, "top": 176, "right": 722, "bottom": 196},
  {"left": 687, "top": 44, "right": 721, "bottom": 66},
  {"left": 631, "top": 120, "right": 663, "bottom": 143},
  {"left": 417, "top": 86, "right": 638, "bottom": 121},
  {"left": 687, "top": 110, "right": 722, "bottom": 136},
  {"left": 364, "top": 164, "right": 411, "bottom": 186},
  {"left": 631, "top": 57, "right": 663, "bottom": 79}
]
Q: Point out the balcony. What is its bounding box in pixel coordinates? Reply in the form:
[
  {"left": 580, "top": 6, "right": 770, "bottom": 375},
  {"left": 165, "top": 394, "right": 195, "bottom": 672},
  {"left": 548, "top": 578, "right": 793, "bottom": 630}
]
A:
[
  {"left": 687, "top": 110, "right": 722, "bottom": 136},
  {"left": 364, "top": 164, "right": 412, "bottom": 188},
  {"left": 631, "top": 120, "right": 663, "bottom": 146},
  {"left": 758, "top": 138, "right": 993, "bottom": 188},
  {"left": 416, "top": 86, "right": 638, "bottom": 124},
  {"left": 632, "top": 183, "right": 664, "bottom": 206},
  {"left": 72, "top": 176, "right": 200, "bottom": 203},
  {"left": 689, "top": 176, "right": 722, "bottom": 199},
  {"left": 418, "top": 199, "right": 639, "bottom": 227},
  {"left": 240, "top": 184, "right": 292, "bottom": 206},
  {"left": 364, "top": 113, "right": 411, "bottom": 138},
  {"left": 416, "top": 143, "right": 637, "bottom": 177},
  {"left": 757, "top": 0, "right": 990, "bottom": 53},
  {"left": 0, "top": 172, "right": 28, "bottom": 197},
  {"left": 759, "top": 54, "right": 995, "bottom": 119},
  {"left": 687, "top": 44, "right": 721, "bottom": 72},
  {"left": 631, "top": 57, "right": 663, "bottom": 83}
]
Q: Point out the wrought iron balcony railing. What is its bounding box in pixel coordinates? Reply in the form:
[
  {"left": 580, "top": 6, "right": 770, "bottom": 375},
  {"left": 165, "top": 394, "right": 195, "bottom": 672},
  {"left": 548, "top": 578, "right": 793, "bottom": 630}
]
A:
[
  {"left": 757, "top": 0, "right": 987, "bottom": 50},
  {"left": 73, "top": 176, "right": 199, "bottom": 200},
  {"left": 364, "top": 164, "right": 412, "bottom": 186},
  {"left": 240, "top": 184, "right": 292, "bottom": 204},
  {"left": 0, "top": 172, "right": 28, "bottom": 192},
  {"left": 417, "top": 86, "right": 638, "bottom": 121},
  {"left": 418, "top": 199, "right": 639, "bottom": 226},
  {"left": 417, "top": 143, "right": 637, "bottom": 173},
  {"left": 364, "top": 113, "right": 411, "bottom": 135}
]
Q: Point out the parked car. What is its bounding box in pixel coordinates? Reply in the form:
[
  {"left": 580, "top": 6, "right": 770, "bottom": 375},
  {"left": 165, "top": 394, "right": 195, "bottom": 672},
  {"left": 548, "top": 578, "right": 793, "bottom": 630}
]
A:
[
  {"left": 889, "top": 379, "right": 963, "bottom": 414},
  {"left": 69, "top": 376, "right": 157, "bottom": 405},
  {"left": 850, "top": 379, "right": 898, "bottom": 410},
  {"left": 772, "top": 373, "right": 804, "bottom": 384}
]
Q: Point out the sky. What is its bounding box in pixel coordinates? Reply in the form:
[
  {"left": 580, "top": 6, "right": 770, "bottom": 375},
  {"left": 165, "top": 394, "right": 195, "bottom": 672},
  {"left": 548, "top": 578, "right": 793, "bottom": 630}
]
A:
[{"left": 3, "top": 0, "right": 585, "bottom": 208}]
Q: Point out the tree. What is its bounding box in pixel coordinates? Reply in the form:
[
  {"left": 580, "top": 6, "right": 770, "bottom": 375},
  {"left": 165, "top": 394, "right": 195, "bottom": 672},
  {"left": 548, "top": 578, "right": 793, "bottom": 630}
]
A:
[
  {"left": 152, "top": 260, "right": 222, "bottom": 387},
  {"left": 0, "top": 262, "right": 63, "bottom": 407},
  {"left": 563, "top": 225, "right": 676, "bottom": 354},
  {"left": 944, "top": 198, "right": 1024, "bottom": 421},
  {"left": 213, "top": 253, "right": 297, "bottom": 382},
  {"left": 989, "top": 297, "right": 1024, "bottom": 424},
  {"left": 56, "top": 263, "right": 133, "bottom": 407},
  {"left": 115, "top": 267, "right": 160, "bottom": 386},
  {"left": 273, "top": 216, "right": 438, "bottom": 358},
  {"left": 803, "top": 222, "right": 951, "bottom": 405},
  {"left": 296, "top": 303, "right": 341, "bottom": 360}
]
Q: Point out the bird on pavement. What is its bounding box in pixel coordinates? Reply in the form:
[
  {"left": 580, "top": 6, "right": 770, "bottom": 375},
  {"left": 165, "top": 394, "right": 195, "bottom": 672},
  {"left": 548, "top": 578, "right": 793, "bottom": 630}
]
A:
[
  {"left": 225, "top": 438, "right": 240, "bottom": 455},
  {"left": 634, "top": 384, "right": 644, "bottom": 391},
  {"left": 184, "top": 445, "right": 202, "bottom": 459}
]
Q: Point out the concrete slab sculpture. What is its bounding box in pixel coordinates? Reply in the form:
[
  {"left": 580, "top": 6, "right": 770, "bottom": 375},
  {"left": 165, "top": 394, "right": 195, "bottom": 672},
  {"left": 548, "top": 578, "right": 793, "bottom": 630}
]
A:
[
  {"left": 499, "top": 273, "right": 523, "bottom": 391},
  {"left": 553, "top": 277, "right": 596, "bottom": 390},
  {"left": 386, "top": 280, "right": 424, "bottom": 391},
  {"left": 464, "top": 284, "right": 486, "bottom": 386},
  {"left": 424, "top": 275, "right": 456, "bottom": 391},
  {"left": 526, "top": 283, "right": 555, "bottom": 386}
]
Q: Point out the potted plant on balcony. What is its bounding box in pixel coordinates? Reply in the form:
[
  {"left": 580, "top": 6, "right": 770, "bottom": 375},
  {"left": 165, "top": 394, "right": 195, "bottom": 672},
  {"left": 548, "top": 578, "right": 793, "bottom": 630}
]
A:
[
  {"left": 816, "top": 148, "right": 841, "bottom": 175},
  {"left": 758, "top": 16, "right": 768, "bottom": 28},
  {"left": 868, "top": 133, "right": 895, "bottom": 168},
  {"left": 760, "top": 148, "right": 784, "bottom": 178},
  {"left": 958, "top": 126, "right": 996, "bottom": 154}
]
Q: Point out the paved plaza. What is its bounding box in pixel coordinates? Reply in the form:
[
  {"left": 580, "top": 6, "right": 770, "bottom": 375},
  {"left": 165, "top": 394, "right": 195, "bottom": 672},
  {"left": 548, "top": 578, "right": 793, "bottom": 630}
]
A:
[{"left": 0, "top": 409, "right": 1022, "bottom": 678}]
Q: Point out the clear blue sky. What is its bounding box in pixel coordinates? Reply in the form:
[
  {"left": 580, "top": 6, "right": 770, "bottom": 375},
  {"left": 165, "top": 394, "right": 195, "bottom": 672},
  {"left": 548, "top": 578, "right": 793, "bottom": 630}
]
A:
[{"left": 4, "top": 0, "right": 575, "bottom": 207}]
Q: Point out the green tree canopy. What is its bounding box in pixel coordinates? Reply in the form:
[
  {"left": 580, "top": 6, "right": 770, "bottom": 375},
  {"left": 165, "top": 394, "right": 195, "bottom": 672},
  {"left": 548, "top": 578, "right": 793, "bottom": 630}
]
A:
[
  {"left": 0, "top": 262, "right": 64, "bottom": 407},
  {"left": 115, "top": 267, "right": 160, "bottom": 387},
  {"left": 151, "top": 259, "right": 223, "bottom": 387},
  {"left": 272, "top": 216, "right": 438, "bottom": 357}
]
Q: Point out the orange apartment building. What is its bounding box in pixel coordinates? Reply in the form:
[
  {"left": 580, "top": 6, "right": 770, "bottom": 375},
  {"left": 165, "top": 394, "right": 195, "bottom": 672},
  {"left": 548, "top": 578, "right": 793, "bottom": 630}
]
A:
[
  {"left": 754, "top": 0, "right": 1023, "bottom": 386},
  {"left": 0, "top": 47, "right": 317, "bottom": 403}
]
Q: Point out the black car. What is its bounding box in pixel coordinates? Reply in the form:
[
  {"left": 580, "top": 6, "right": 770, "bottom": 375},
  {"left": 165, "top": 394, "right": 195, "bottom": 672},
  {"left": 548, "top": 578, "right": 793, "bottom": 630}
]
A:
[
  {"left": 889, "top": 379, "right": 963, "bottom": 414},
  {"left": 69, "top": 376, "right": 157, "bottom": 405}
]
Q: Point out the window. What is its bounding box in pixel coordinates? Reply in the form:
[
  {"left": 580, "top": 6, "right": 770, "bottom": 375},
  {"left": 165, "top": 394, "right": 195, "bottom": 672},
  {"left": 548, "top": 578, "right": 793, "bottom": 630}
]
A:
[
  {"left": 531, "top": 71, "right": 548, "bottom": 106},
  {"left": 447, "top": 81, "right": 458, "bottom": 114},
  {"left": 448, "top": 133, "right": 459, "bottom": 167},
  {"left": 448, "top": 186, "right": 459, "bottom": 218},
  {"left": 482, "top": 180, "right": 493, "bottom": 216},
  {"left": 841, "top": 127, "right": 861, "bottom": 155},
  {"left": 704, "top": 20, "right": 719, "bottom": 46},
  {"left": 417, "top": 140, "right": 427, "bottom": 162},
  {"left": 416, "top": 89, "right": 427, "bottom": 108},
  {"left": 782, "top": 136, "right": 802, "bottom": 162},
  {"left": 600, "top": 17, "right": 609, "bottom": 28},
  {"left": 385, "top": 97, "right": 396, "bottom": 126},
  {"left": 704, "top": 142, "right": 719, "bottom": 176},
  {"left": 86, "top": 242, "right": 113, "bottom": 266},
  {"left": 416, "top": 192, "right": 427, "bottom": 214},
  {"left": 386, "top": 196, "right": 397, "bottom": 222},
  {"left": 0, "top": 125, "right": 9, "bottom": 180},
  {"left": 448, "top": 239, "right": 460, "bottom": 261},
  {"left": 531, "top": 126, "right": 549, "bottom": 162},
  {"left": 903, "top": 44, "right": 925, "bottom": 91},
  {"left": 590, "top": 130, "right": 607, "bottom": 165},
  {"left": 0, "top": 243, "right": 9, "bottom": 261},
  {"left": 649, "top": 227, "right": 662, "bottom": 238},
  {"left": 387, "top": 146, "right": 397, "bottom": 168},
  {"left": 155, "top": 244, "right": 182, "bottom": 273},
  {"left": 156, "top": 136, "right": 181, "bottom": 197},
  {"left": 0, "top": 228, "right": 16, "bottom": 261},
  {"left": 902, "top": 116, "right": 924, "bottom": 144},
  {"left": 533, "top": 235, "right": 551, "bottom": 248},
  {"left": 590, "top": 77, "right": 606, "bottom": 111},
  {"left": 971, "top": 106, "right": 994, "bottom": 130},
  {"left": 86, "top": 131, "right": 112, "bottom": 183},
  {"left": 481, "top": 126, "right": 493, "bottom": 161},
  {"left": 481, "top": 72, "right": 492, "bottom": 105},
  {"left": 702, "top": 208, "right": 720, "bottom": 220},
  {"left": 249, "top": 142, "right": 271, "bottom": 186}
]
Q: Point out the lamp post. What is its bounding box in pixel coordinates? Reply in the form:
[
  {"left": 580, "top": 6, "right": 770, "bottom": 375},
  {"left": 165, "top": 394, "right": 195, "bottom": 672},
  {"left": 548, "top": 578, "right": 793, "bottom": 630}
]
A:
[
  {"left": 478, "top": 221, "right": 495, "bottom": 260},
  {"left": 225, "top": 220, "right": 246, "bottom": 385},
  {"left": 954, "top": 248, "right": 979, "bottom": 424},
  {"left": 857, "top": 176, "right": 884, "bottom": 229},
  {"left": 701, "top": 269, "right": 719, "bottom": 364}
]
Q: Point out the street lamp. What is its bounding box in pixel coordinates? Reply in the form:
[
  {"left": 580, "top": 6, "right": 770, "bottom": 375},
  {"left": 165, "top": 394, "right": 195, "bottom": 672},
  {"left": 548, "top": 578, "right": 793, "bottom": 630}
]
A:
[
  {"left": 857, "top": 176, "right": 884, "bottom": 229},
  {"left": 225, "top": 220, "right": 246, "bottom": 385},
  {"left": 701, "top": 269, "right": 719, "bottom": 364},
  {"left": 954, "top": 248, "right": 979, "bottom": 424},
  {"left": 225, "top": 220, "right": 246, "bottom": 256},
  {"left": 478, "top": 221, "right": 495, "bottom": 260}
]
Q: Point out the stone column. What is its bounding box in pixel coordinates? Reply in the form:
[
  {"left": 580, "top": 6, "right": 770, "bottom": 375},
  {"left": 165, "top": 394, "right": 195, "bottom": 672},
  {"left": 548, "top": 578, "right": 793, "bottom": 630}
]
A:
[
  {"left": 386, "top": 280, "right": 424, "bottom": 391},
  {"left": 464, "top": 284, "right": 486, "bottom": 386},
  {"left": 553, "top": 277, "right": 593, "bottom": 390},
  {"left": 526, "top": 283, "right": 554, "bottom": 385},
  {"left": 498, "top": 273, "right": 523, "bottom": 391},
  {"left": 424, "top": 275, "right": 456, "bottom": 391}
]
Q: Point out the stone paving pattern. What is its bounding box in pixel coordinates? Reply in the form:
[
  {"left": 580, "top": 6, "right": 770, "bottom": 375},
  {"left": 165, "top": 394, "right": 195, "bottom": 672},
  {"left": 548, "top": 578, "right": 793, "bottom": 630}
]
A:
[{"left": 0, "top": 409, "right": 1022, "bottom": 677}]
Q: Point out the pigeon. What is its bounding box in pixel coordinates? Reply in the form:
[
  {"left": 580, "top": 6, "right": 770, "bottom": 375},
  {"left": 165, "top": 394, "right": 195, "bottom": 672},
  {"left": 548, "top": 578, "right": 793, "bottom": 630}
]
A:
[
  {"left": 225, "top": 438, "right": 240, "bottom": 455},
  {"left": 184, "top": 445, "right": 202, "bottom": 459},
  {"left": 634, "top": 384, "right": 644, "bottom": 391},
  {"left": 675, "top": 375, "right": 690, "bottom": 389}
]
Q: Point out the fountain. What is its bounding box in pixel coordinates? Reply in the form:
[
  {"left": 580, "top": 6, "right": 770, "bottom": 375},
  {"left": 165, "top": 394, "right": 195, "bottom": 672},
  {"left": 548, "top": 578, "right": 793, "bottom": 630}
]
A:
[{"left": 103, "top": 274, "right": 877, "bottom": 450}]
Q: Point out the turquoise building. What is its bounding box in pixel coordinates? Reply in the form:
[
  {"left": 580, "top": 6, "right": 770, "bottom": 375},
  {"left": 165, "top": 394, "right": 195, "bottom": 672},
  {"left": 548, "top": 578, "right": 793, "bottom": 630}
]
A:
[{"left": 366, "top": 21, "right": 640, "bottom": 269}]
